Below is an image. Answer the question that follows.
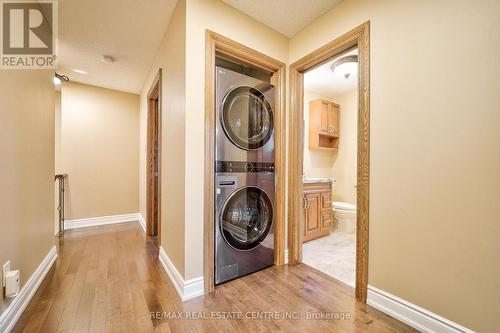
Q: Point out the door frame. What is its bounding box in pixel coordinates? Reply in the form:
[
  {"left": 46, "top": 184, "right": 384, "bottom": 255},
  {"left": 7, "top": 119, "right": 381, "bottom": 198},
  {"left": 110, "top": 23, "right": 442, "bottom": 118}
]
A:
[
  {"left": 204, "top": 30, "right": 286, "bottom": 294},
  {"left": 146, "top": 69, "right": 162, "bottom": 245},
  {"left": 288, "top": 22, "right": 370, "bottom": 302}
]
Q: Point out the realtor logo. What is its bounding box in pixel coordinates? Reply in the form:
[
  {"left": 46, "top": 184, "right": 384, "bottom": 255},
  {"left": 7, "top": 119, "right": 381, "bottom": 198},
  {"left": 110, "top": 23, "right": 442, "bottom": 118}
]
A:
[{"left": 1, "top": 0, "right": 57, "bottom": 69}]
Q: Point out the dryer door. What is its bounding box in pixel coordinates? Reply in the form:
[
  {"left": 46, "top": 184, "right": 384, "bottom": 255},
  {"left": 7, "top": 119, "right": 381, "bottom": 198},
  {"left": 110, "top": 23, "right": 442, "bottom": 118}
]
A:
[
  {"left": 221, "top": 86, "right": 274, "bottom": 150},
  {"left": 220, "top": 186, "right": 273, "bottom": 251}
]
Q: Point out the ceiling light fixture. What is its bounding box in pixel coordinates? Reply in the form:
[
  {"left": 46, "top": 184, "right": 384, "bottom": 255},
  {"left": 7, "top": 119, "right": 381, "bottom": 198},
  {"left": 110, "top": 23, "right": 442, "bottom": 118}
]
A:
[
  {"left": 54, "top": 72, "right": 69, "bottom": 85},
  {"left": 101, "top": 55, "right": 115, "bottom": 64},
  {"left": 330, "top": 55, "right": 358, "bottom": 79},
  {"left": 72, "top": 68, "right": 88, "bottom": 75}
]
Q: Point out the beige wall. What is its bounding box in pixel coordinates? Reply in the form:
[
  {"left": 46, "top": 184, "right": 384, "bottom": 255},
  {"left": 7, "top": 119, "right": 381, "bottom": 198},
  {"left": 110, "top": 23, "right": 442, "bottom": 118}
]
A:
[
  {"left": 331, "top": 90, "right": 357, "bottom": 204},
  {"left": 139, "top": 0, "right": 187, "bottom": 276},
  {"left": 60, "top": 82, "right": 139, "bottom": 220},
  {"left": 303, "top": 90, "right": 336, "bottom": 179},
  {"left": 0, "top": 71, "right": 55, "bottom": 312},
  {"left": 184, "top": 0, "right": 289, "bottom": 280},
  {"left": 291, "top": 0, "right": 500, "bottom": 331}
]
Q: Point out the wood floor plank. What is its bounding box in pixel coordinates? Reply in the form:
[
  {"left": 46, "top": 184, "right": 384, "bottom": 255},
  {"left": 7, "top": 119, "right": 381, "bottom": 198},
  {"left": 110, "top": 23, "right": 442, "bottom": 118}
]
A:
[{"left": 12, "top": 222, "right": 417, "bottom": 333}]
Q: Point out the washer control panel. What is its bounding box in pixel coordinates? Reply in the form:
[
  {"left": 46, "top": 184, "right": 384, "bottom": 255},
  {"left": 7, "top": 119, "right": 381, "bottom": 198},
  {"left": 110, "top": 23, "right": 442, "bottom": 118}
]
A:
[{"left": 215, "top": 161, "right": 274, "bottom": 173}]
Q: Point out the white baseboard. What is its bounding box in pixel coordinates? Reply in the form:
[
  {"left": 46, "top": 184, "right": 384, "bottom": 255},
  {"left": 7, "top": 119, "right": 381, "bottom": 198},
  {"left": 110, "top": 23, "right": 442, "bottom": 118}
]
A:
[
  {"left": 0, "top": 246, "right": 57, "bottom": 333},
  {"left": 137, "top": 213, "right": 146, "bottom": 233},
  {"left": 158, "top": 247, "right": 204, "bottom": 302},
  {"left": 65, "top": 213, "right": 140, "bottom": 230},
  {"left": 367, "top": 285, "right": 475, "bottom": 333}
]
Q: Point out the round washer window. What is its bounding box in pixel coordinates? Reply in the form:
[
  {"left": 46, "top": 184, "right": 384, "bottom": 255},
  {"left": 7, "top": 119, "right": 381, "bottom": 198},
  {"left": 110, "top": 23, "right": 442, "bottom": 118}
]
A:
[
  {"left": 221, "top": 86, "right": 273, "bottom": 150},
  {"left": 220, "top": 186, "right": 273, "bottom": 251}
]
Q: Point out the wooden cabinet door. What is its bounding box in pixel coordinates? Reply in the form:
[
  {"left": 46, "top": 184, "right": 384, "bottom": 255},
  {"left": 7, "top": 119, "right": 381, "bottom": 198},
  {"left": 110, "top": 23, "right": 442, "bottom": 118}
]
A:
[
  {"left": 303, "top": 181, "right": 333, "bottom": 242},
  {"left": 308, "top": 99, "right": 340, "bottom": 149},
  {"left": 328, "top": 103, "right": 339, "bottom": 136},
  {"left": 319, "top": 101, "right": 330, "bottom": 134},
  {"left": 303, "top": 193, "right": 322, "bottom": 242},
  {"left": 321, "top": 192, "right": 333, "bottom": 231}
]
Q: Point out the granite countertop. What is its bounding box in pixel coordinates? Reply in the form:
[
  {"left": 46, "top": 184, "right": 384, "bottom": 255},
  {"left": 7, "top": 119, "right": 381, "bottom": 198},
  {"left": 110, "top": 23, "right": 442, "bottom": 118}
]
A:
[{"left": 302, "top": 177, "right": 336, "bottom": 184}]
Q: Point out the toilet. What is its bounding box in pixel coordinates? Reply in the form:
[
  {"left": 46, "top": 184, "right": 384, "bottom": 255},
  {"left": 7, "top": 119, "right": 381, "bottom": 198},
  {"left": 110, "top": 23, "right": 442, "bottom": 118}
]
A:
[{"left": 332, "top": 202, "right": 356, "bottom": 233}]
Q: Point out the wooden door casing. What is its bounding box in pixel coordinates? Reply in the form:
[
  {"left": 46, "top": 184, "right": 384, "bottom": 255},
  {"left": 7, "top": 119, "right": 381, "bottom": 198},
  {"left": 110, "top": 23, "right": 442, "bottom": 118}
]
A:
[
  {"left": 204, "top": 31, "right": 286, "bottom": 294},
  {"left": 152, "top": 98, "right": 159, "bottom": 236},
  {"left": 146, "top": 70, "right": 162, "bottom": 244},
  {"left": 288, "top": 22, "right": 370, "bottom": 302}
]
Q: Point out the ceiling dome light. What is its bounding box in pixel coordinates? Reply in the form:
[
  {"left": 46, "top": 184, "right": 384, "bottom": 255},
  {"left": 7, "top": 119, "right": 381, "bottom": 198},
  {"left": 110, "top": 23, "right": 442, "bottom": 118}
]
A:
[{"left": 331, "top": 55, "right": 358, "bottom": 79}]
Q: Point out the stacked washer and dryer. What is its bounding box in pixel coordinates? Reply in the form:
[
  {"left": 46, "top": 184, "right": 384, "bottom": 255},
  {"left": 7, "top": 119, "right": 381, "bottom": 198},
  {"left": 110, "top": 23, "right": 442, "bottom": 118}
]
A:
[{"left": 215, "top": 66, "right": 275, "bottom": 285}]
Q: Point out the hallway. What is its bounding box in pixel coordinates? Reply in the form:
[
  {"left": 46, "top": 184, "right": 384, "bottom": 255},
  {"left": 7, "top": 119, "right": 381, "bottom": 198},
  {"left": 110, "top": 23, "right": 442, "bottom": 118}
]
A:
[{"left": 12, "top": 222, "right": 415, "bottom": 333}]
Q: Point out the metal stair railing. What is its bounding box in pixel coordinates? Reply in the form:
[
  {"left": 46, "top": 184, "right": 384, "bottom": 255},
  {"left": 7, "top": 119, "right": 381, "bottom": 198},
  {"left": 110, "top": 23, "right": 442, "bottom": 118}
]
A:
[{"left": 55, "top": 174, "right": 67, "bottom": 236}]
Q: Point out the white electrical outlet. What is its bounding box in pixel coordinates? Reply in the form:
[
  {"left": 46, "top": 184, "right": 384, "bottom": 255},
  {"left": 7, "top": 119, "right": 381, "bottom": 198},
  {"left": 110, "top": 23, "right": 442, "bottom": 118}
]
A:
[
  {"left": 5, "top": 270, "right": 20, "bottom": 298},
  {"left": 3, "top": 261, "right": 11, "bottom": 287}
]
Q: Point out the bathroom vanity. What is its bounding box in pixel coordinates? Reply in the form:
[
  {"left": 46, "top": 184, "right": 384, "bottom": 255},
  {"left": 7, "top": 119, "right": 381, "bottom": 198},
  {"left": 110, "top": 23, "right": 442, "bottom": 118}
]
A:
[{"left": 303, "top": 179, "right": 334, "bottom": 242}]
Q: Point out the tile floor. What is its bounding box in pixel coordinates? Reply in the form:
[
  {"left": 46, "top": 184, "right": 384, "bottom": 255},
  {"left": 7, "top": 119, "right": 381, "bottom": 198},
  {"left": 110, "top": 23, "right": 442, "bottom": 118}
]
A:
[{"left": 302, "top": 231, "right": 356, "bottom": 286}]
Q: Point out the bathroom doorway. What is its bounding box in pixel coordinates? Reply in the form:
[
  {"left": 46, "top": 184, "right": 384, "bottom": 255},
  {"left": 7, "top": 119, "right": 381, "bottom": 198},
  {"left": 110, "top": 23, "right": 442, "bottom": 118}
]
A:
[
  {"left": 301, "top": 47, "right": 359, "bottom": 287},
  {"left": 288, "top": 22, "right": 370, "bottom": 301}
]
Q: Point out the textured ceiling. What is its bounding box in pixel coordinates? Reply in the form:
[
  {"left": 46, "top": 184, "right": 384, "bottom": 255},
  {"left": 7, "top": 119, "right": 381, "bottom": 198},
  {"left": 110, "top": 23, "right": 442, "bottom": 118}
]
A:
[
  {"left": 58, "top": 0, "right": 177, "bottom": 94},
  {"left": 58, "top": 0, "right": 345, "bottom": 93},
  {"left": 222, "top": 0, "right": 343, "bottom": 37}
]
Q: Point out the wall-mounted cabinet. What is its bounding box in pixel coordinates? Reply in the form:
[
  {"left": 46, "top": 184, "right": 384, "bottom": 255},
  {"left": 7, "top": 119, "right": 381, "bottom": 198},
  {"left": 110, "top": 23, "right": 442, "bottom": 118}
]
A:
[{"left": 308, "top": 99, "right": 339, "bottom": 149}]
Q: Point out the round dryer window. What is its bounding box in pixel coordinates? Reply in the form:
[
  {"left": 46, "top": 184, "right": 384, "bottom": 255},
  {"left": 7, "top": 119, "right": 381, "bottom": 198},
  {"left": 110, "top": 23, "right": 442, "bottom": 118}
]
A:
[
  {"left": 220, "top": 186, "right": 273, "bottom": 251},
  {"left": 221, "top": 86, "right": 274, "bottom": 150}
]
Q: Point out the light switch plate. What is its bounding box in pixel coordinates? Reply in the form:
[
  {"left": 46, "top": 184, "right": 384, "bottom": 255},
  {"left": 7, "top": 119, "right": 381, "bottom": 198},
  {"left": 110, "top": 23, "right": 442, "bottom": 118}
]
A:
[{"left": 2, "top": 261, "right": 10, "bottom": 287}]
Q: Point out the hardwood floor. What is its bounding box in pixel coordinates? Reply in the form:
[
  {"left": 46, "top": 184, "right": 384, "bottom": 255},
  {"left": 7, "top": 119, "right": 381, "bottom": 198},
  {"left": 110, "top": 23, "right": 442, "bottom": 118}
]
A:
[{"left": 12, "top": 222, "right": 416, "bottom": 333}]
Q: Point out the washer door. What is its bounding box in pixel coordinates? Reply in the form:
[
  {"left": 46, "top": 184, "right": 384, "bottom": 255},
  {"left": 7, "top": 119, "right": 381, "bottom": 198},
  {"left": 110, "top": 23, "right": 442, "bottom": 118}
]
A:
[
  {"left": 221, "top": 86, "right": 274, "bottom": 150},
  {"left": 220, "top": 186, "right": 273, "bottom": 251}
]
